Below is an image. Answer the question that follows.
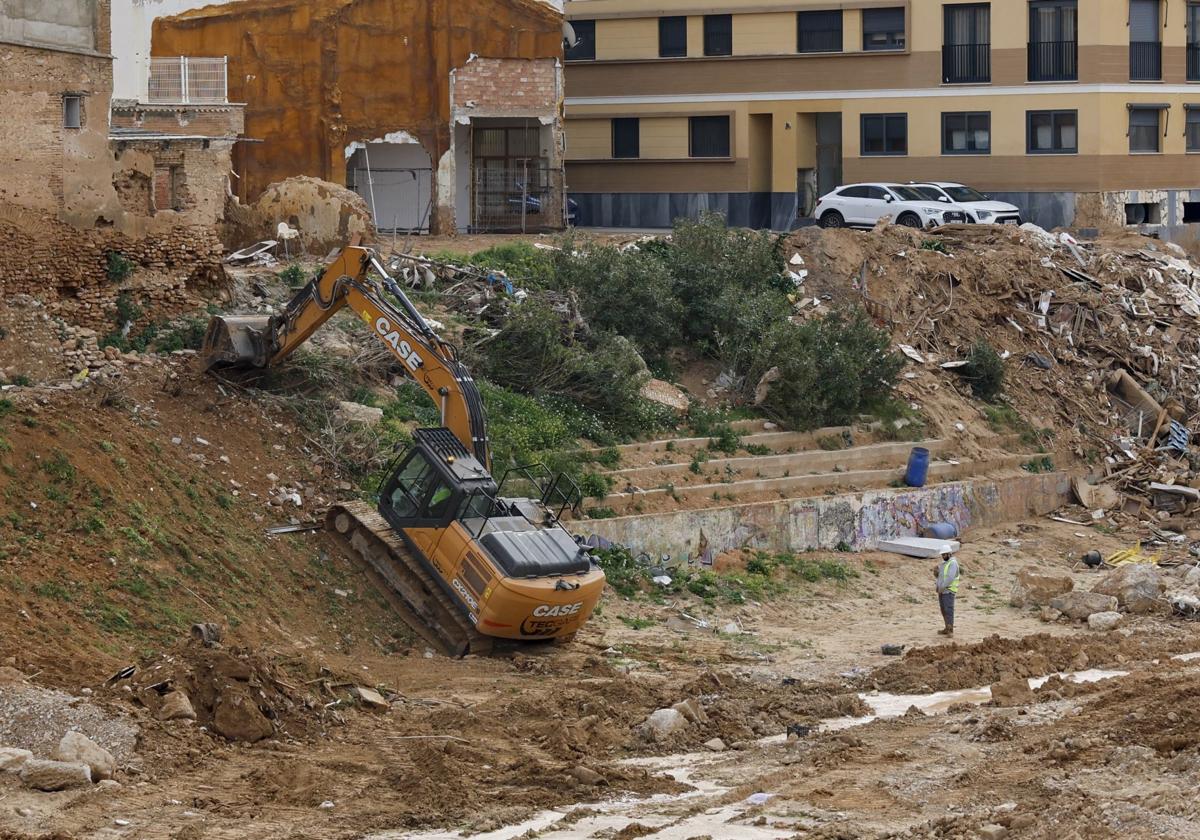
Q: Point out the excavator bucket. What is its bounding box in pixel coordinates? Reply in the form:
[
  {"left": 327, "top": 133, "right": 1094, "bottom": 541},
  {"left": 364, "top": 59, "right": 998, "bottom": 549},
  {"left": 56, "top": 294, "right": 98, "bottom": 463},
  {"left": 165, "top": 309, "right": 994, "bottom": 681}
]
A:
[{"left": 201, "top": 315, "right": 272, "bottom": 370}]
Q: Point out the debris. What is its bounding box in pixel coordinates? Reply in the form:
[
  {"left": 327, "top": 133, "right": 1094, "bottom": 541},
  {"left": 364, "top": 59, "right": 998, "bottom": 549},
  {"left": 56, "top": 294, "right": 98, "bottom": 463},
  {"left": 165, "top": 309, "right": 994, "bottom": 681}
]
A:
[
  {"left": 1091, "top": 564, "right": 1166, "bottom": 614},
  {"left": 568, "top": 766, "right": 608, "bottom": 786},
  {"left": 212, "top": 689, "right": 274, "bottom": 743},
  {"left": 786, "top": 724, "right": 813, "bottom": 739},
  {"left": 190, "top": 623, "right": 223, "bottom": 646},
  {"left": 880, "top": 644, "right": 905, "bottom": 656},
  {"left": 703, "top": 737, "right": 727, "bottom": 752},
  {"left": 335, "top": 401, "right": 384, "bottom": 426},
  {"left": 0, "top": 748, "right": 32, "bottom": 772},
  {"left": 639, "top": 379, "right": 689, "bottom": 414},
  {"left": 1010, "top": 566, "right": 1075, "bottom": 607},
  {"left": 1049, "top": 591, "right": 1119, "bottom": 621},
  {"left": 157, "top": 691, "right": 197, "bottom": 722},
  {"left": 878, "top": 537, "right": 961, "bottom": 558},
  {"left": 898, "top": 344, "right": 926, "bottom": 363},
  {"left": 318, "top": 800, "right": 335, "bottom": 810},
  {"left": 51, "top": 732, "right": 115, "bottom": 781},
  {"left": 19, "top": 759, "right": 92, "bottom": 791},
  {"left": 352, "top": 687, "right": 389, "bottom": 710},
  {"left": 638, "top": 708, "right": 688, "bottom": 741},
  {"left": 1087, "top": 611, "right": 1124, "bottom": 632}
]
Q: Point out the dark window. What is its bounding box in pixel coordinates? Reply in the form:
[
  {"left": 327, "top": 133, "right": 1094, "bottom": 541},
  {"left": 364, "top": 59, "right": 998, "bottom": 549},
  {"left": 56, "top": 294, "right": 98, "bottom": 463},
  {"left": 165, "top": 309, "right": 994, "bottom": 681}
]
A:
[
  {"left": 689, "top": 115, "right": 730, "bottom": 157},
  {"left": 1188, "top": 107, "right": 1200, "bottom": 152},
  {"left": 839, "top": 185, "right": 870, "bottom": 198},
  {"left": 566, "top": 20, "right": 595, "bottom": 61},
  {"left": 942, "top": 112, "right": 991, "bottom": 154},
  {"left": 1028, "top": 0, "right": 1077, "bottom": 81},
  {"left": 866, "top": 186, "right": 891, "bottom": 200},
  {"left": 797, "top": 9, "right": 842, "bottom": 53},
  {"left": 703, "top": 14, "right": 732, "bottom": 56},
  {"left": 1190, "top": 3, "right": 1200, "bottom": 81},
  {"left": 659, "top": 16, "right": 687, "bottom": 57},
  {"left": 612, "top": 118, "right": 640, "bottom": 158},
  {"left": 1026, "top": 109, "right": 1078, "bottom": 153},
  {"left": 863, "top": 7, "right": 905, "bottom": 51},
  {"left": 63, "top": 95, "right": 82, "bottom": 129},
  {"left": 861, "top": 113, "right": 907, "bottom": 156},
  {"left": 1129, "top": 0, "right": 1162, "bottom": 79},
  {"left": 943, "top": 4, "right": 990, "bottom": 83},
  {"left": 1128, "top": 107, "right": 1161, "bottom": 153},
  {"left": 1184, "top": 201, "right": 1200, "bottom": 223}
]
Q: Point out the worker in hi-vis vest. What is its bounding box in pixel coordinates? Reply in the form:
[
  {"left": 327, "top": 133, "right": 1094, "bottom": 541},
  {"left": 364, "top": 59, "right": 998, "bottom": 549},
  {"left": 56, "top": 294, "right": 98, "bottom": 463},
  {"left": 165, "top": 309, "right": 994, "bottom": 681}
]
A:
[{"left": 934, "top": 547, "right": 960, "bottom": 636}]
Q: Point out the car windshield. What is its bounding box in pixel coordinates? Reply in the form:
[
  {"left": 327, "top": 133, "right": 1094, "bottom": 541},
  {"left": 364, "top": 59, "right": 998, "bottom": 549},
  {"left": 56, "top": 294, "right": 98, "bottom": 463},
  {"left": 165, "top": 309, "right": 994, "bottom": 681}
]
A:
[
  {"left": 912, "top": 187, "right": 945, "bottom": 201},
  {"left": 944, "top": 186, "right": 988, "bottom": 203},
  {"left": 889, "top": 186, "right": 926, "bottom": 202}
]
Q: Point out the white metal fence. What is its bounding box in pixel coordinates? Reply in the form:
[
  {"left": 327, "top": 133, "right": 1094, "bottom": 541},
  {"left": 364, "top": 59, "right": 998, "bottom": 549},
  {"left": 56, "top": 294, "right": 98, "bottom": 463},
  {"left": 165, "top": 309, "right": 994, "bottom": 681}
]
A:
[{"left": 147, "top": 57, "right": 228, "bottom": 104}]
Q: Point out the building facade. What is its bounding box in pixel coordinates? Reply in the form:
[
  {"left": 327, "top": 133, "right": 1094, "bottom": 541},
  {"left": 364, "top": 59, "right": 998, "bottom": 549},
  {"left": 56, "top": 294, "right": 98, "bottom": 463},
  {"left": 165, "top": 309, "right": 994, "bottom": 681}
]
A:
[
  {"left": 563, "top": 0, "right": 1200, "bottom": 235},
  {"left": 152, "top": 0, "right": 570, "bottom": 234}
]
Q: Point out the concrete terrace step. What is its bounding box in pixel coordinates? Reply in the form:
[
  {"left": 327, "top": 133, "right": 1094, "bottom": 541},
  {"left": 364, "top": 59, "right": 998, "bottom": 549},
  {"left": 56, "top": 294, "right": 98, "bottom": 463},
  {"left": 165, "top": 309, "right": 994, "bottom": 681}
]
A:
[
  {"left": 600, "top": 426, "right": 854, "bottom": 461},
  {"left": 597, "top": 452, "right": 1041, "bottom": 514},
  {"left": 605, "top": 438, "right": 950, "bottom": 489}
]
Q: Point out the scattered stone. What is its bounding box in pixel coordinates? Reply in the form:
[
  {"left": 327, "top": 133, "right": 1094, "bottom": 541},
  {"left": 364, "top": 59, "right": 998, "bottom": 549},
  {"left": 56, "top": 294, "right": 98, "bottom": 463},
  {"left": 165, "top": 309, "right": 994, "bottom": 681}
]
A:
[
  {"left": 0, "top": 747, "right": 33, "bottom": 772},
  {"left": 639, "top": 378, "right": 689, "bottom": 414},
  {"left": 903, "top": 705, "right": 926, "bottom": 717},
  {"left": 672, "top": 697, "right": 708, "bottom": 725},
  {"left": 704, "top": 737, "right": 727, "bottom": 752},
  {"left": 212, "top": 690, "right": 274, "bottom": 743},
  {"left": 977, "top": 825, "right": 1008, "bottom": 840},
  {"left": 335, "top": 401, "right": 384, "bottom": 426},
  {"left": 753, "top": 366, "right": 780, "bottom": 406},
  {"left": 1087, "top": 611, "right": 1124, "bottom": 632},
  {"left": 157, "top": 691, "right": 197, "bottom": 722},
  {"left": 1039, "top": 606, "right": 1063, "bottom": 623},
  {"left": 352, "top": 687, "right": 388, "bottom": 710},
  {"left": 1184, "top": 565, "right": 1200, "bottom": 588},
  {"left": 989, "top": 676, "right": 1035, "bottom": 706},
  {"left": 1049, "top": 591, "right": 1119, "bottom": 621},
  {"left": 1010, "top": 566, "right": 1074, "bottom": 608},
  {"left": 1091, "top": 564, "right": 1166, "bottom": 614},
  {"left": 568, "top": 766, "right": 607, "bottom": 786},
  {"left": 52, "top": 732, "right": 115, "bottom": 781},
  {"left": 19, "top": 759, "right": 92, "bottom": 791},
  {"left": 640, "top": 708, "right": 688, "bottom": 741},
  {"left": 318, "top": 800, "right": 335, "bottom": 810}
]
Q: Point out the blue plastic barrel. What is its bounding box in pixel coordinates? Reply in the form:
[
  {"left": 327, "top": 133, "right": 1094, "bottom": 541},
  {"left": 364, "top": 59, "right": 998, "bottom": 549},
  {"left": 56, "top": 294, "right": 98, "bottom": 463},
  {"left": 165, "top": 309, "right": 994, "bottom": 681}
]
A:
[
  {"left": 925, "top": 521, "right": 959, "bottom": 540},
  {"left": 904, "top": 446, "right": 930, "bottom": 488}
]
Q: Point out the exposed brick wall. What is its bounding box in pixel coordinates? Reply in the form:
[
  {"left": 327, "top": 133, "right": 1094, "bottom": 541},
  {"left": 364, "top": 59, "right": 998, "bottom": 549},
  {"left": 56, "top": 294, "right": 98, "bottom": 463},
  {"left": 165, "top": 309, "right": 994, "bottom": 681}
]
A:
[
  {"left": 450, "top": 57, "right": 559, "bottom": 117},
  {"left": 110, "top": 105, "right": 245, "bottom": 138}
]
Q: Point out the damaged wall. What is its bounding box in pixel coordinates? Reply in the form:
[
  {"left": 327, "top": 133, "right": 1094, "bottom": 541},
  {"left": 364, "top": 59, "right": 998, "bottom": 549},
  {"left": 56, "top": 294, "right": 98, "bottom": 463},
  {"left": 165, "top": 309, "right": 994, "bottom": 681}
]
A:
[{"left": 152, "top": 0, "right": 564, "bottom": 233}]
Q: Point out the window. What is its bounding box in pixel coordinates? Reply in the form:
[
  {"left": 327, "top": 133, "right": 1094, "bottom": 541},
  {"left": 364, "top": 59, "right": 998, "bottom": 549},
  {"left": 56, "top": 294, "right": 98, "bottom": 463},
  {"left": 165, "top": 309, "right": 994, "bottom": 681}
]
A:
[
  {"left": 566, "top": 19, "right": 595, "bottom": 61},
  {"left": 1190, "top": 3, "right": 1200, "bottom": 81},
  {"left": 943, "top": 4, "right": 990, "bottom": 83},
  {"left": 838, "top": 185, "right": 871, "bottom": 198},
  {"left": 703, "top": 14, "right": 732, "bottom": 56},
  {"left": 797, "top": 10, "right": 842, "bottom": 53},
  {"left": 1128, "top": 107, "right": 1162, "bottom": 153},
  {"left": 659, "top": 16, "right": 687, "bottom": 57},
  {"left": 863, "top": 7, "right": 905, "bottom": 51},
  {"left": 689, "top": 115, "right": 730, "bottom": 157},
  {"left": 942, "top": 112, "right": 991, "bottom": 154},
  {"left": 1188, "top": 107, "right": 1200, "bottom": 152},
  {"left": 62, "top": 95, "right": 82, "bottom": 129},
  {"left": 1026, "top": 110, "right": 1077, "bottom": 153},
  {"left": 1129, "top": 0, "right": 1161, "bottom": 80},
  {"left": 1028, "top": 1, "right": 1077, "bottom": 81},
  {"left": 861, "top": 113, "right": 907, "bottom": 156},
  {"left": 612, "top": 118, "right": 640, "bottom": 159}
]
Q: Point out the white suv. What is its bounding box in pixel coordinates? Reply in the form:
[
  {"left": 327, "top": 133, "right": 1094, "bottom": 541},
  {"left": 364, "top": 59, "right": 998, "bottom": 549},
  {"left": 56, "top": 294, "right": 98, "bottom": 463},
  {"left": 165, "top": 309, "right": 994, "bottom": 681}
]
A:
[
  {"left": 815, "top": 183, "right": 969, "bottom": 230},
  {"left": 910, "top": 182, "right": 1022, "bottom": 225}
]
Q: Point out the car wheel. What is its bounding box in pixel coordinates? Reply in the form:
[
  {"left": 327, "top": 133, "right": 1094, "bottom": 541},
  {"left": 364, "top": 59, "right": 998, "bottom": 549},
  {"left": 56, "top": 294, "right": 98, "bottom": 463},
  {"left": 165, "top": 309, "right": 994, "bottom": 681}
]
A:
[
  {"left": 897, "top": 212, "right": 922, "bottom": 228},
  {"left": 819, "top": 210, "right": 844, "bottom": 229}
]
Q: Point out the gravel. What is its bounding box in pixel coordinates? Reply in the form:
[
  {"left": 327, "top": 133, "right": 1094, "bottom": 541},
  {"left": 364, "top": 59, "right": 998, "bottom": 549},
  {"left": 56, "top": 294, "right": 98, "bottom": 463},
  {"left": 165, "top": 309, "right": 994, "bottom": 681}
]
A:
[{"left": 0, "top": 685, "right": 138, "bottom": 763}]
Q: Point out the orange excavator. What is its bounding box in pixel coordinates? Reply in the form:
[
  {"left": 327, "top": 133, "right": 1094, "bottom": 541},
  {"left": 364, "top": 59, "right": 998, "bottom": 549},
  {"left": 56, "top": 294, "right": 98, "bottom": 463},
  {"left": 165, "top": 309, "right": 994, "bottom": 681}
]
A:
[{"left": 202, "top": 245, "right": 605, "bottom": 655}]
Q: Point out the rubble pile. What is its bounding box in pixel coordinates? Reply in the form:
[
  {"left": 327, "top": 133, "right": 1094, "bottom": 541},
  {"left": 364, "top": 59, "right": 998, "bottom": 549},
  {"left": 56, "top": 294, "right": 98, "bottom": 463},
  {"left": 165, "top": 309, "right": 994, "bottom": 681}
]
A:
[{"left": 786, "top": 223, "right": 1200, "bottom": 522}]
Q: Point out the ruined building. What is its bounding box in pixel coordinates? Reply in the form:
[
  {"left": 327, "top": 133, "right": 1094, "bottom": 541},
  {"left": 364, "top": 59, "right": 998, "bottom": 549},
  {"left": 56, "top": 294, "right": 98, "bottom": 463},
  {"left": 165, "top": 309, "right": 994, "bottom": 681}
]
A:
[
  {"left": 0, "top": 0, "right": 243, "bottom": 293},
  {"left": 150, "top": 0, "right": 568, "bottom": 234},
  {"left": 563, "top": 0, "right": 1200, "bottom": 239}
]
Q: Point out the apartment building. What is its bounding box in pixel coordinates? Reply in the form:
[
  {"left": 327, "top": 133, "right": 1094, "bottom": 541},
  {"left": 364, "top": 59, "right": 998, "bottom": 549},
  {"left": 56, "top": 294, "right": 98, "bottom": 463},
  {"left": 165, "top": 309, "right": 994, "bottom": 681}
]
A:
[{"left": 563, "top": 0, "right": 1200, "bottom": 235}]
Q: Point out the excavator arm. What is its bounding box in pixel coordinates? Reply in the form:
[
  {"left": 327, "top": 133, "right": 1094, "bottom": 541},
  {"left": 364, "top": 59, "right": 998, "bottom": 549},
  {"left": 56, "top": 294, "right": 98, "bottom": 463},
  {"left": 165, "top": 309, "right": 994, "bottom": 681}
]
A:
[{"left": 203, "top": 246, "right": 490, "bottom": 466}]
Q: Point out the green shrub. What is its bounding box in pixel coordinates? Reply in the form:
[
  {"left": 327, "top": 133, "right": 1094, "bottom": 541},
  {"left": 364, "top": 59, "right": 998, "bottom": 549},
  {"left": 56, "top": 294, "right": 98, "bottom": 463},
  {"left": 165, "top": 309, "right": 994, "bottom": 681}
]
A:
[
  {"left": 579, "top": 471, "right": 614, "bottom": 500},
  {"left": 962, "top": 341, "right": 1005, "bottom": 401},
  {"left": 105, "top": 251, "right": 134, "bottom": 283},
  {"left": 750, "top": 308, "right": 904, "bottom": 430},
  {"left": 279, "top": 264, "right": 305, "bottom": 285}
]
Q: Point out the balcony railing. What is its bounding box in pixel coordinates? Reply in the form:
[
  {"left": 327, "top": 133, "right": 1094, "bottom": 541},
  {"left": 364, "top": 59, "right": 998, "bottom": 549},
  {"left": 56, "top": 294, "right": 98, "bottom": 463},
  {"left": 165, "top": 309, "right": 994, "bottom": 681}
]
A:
[
  {"left": 1027, "top": 39, "right": 1077, "bottom": 81},
  {"left": 942, "top": 43, "right": 991, "bottom": 83},
  {"left": 1130, "top": 41, "right": 1162, "bottom": 81},
  {"left": 147, "top": 57, "right": 228, "bottom": 104},
  {"left": 1188, "top": 44, "right": 1200, "bottom": 82}
]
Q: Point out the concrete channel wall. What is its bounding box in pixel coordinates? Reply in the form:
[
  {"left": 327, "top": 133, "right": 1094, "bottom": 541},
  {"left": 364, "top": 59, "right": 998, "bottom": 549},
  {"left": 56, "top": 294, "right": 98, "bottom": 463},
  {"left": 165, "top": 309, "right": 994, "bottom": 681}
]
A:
[{"left": 582, "top": 471, "right": 1072, "bottom": 561}]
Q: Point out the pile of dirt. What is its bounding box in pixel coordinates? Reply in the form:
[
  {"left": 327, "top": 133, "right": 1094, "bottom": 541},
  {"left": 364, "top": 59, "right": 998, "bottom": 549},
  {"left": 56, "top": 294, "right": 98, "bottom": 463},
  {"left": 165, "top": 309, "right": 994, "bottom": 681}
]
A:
[
  {"left": 224, "top": 176, "right": 376, "bottom": 255},
  {"left": 866, "top": 632, "right": 1196, "bottom": 693}
]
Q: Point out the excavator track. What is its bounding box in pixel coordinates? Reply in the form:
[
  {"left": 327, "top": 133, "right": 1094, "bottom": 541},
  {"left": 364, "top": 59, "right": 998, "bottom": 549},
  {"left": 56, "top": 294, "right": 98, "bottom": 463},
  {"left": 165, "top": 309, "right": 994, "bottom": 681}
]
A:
[{"left": 326, "top": 502, "right": 492, "bottom": 657}]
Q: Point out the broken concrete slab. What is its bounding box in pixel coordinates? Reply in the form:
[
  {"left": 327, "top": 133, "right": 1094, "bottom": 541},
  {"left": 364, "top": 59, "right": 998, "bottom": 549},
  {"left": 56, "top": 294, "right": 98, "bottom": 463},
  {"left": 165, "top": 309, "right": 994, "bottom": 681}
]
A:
[{"left": 879, "top": 537, "right": 961, "bottom": 558}]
